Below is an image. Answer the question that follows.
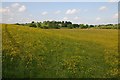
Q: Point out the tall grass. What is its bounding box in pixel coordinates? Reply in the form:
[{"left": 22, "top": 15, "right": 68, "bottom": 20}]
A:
[{"left": 2, "top": 24, "right": 118, "bottom": 78}]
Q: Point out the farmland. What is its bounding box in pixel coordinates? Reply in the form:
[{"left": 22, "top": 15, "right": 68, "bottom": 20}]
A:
[{"left": 2, "top": 24, "right": 118, "bottom": 78}]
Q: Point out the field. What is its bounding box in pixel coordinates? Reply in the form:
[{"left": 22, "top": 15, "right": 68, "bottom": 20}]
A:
[{"left": 2, "top": 24, "right": 118, "bottom": 78}]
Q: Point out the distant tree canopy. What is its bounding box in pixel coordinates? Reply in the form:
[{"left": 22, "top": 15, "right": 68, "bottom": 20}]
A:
[
  {"left": 29, "top": 21, "right": 37, "bottom": 27},
  {"left": 15, "top": 21, "right": 118, "bottom": 29}
]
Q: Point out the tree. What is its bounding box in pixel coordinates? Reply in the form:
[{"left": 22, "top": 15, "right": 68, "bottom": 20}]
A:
[
  {"left": 43, "top": 26, "right": 49, "bottom": 29},
  {"left": 72, "top": 24, "right": 79, "bottom": 28},
  {"left": 80, "top": 24, "right": 89, "bottom": 29},
  {"left": 29, "top": 21, "right": 37, "bottom": 27},
  {"left": 36, "top": 22, "right": 41, "bottom": 28},
  {"left": 85, "top": 24, "right": 89, "bottom": 28},
  {"left": 67, "top": 24, "right": 73, "bottom": 29},
  {"left": 89, "top": 25, "right": 94, "bottom": 28},
  {"left": 79, "top": 24, "right": 84, "bottom": 28},
  {"left": 15, "top": 23, "right": 20, "bottom": 25}
]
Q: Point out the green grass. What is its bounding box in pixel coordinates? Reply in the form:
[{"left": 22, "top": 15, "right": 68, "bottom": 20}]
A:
[{"left": 2, "top": 24, "right": 118, "bottom": 78}]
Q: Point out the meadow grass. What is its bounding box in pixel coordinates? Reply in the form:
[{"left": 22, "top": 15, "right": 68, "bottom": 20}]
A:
[{"left": 2, "top": 24, "right": 118, "bottom": 78}]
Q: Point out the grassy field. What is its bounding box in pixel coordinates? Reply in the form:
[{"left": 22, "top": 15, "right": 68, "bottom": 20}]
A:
[{"left": 2, "top": 24, "right": 118, "bottom": 78}]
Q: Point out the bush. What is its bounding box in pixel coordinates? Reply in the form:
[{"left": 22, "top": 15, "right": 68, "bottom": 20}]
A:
[
  {"left": 67, "top": 24, "right": 73, "bottom": 29},
  {"left": 29, "top": 23, "right": 37, "bottom": 27},
  {"left": 15, "top": 23, "right": 20, "bottom": 25},
  {"left": 54, "top": 26, "right": 60, "bottom": 29},
  {"left": 43, "top": 26, "right": 49, "bottom": 29}
]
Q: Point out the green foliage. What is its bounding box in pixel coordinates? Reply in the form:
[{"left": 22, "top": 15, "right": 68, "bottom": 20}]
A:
[
  {"left": 29, "top": 21, "right": 37, "bottom": 28},
  {"left": 43, "top": 26, "right": 49, "bottom": 29},
  {"left": 15, "top": 23, "right": 20, "bottom": 25},
  {"left": 80, "top": 24, "right": 90, "bottom": 29},
  {"left": 36, "top": 22, "right": 41, "bottom": 28},
  {"left": 67, "top": 24, "right": 73, "bottom": 29},
  {"left": 89, "top": 25, "right": 94, "bottom": 28},
  {"left": 95, "top": 25, "right": 118, "bottom": 29},
  {"left": 79, "top": 24, "right": 84, "bottom": 28},
  {"left": 15, "top": 20, "right": 117, "bottom": 29},
  {"left": 72, "top": 24, "right": 79, "bottom": 28}
]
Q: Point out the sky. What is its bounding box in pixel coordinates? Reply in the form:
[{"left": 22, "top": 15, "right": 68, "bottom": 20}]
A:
[
  {"left": 0, "top": 1, "right": 119, "bottom": 25},
  {"left": 1, "top": 0, "right": 119, "bottom": 2}
]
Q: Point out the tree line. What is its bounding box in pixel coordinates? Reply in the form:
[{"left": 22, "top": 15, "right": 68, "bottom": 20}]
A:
[{"left": 15, "top": 21, "right": 118, "bottom": 29}]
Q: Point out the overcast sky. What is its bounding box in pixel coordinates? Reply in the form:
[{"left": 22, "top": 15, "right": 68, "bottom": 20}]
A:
[{"left": 1, "top": 1, "right": 118, "bottom": 24}]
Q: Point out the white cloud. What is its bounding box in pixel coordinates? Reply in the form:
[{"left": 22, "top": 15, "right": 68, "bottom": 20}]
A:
[
  {"left": 29, "top": 14, "right": 33, "bottom": 17},
  {"left": 2, "top": 3, "right": 27, "bottom": 23},
  {"left": 63, "top": 17, "right": 69, "bottom": 21},
  {"left": 99, "top": 6, "right": 107, "bottom": 11},
  {"left": 96, "top": 17, "right": 101, "bottom": 21},
  {"left": 66, "top": 9, "right": 79, "bottom": 14},
  {"left": 11, "top": 3, "right": 26, "bottom": 12},
  {"left": 74, "top": 16, "right": 79, "bottom": 20},
  {"left": 55, "top": 10, "right": 61, "bottom": 14},
  {"left": 18, "top": 5, "right": 26, "bottom": 12},
  {"left": 2, "top": 3, "right": 27, "bottom": 13},
  {"left": 113, "top": 13, "right": 118, "bottom": 19},
  {"left": 0, "top": 8, "right": 10, "bottom": 13},
  {"left": 41, "top": 11, "right": 48, "bottom": 15},
  {"left": 9, "top": 17, "right": 13, "bottom": 20},
  {"left": 11, "top": 3, "right": 20, "bottom": 8},
  {"left": 63, "top": 17, "right": 68, "bottom": 20},
  {"left": 22, "top": 18, "right": 33, "bottom": 22},
  {"left": 108, "top": 0, "right": 114, "bottom": 2},
  {"left": 108, "top": 0, "right": 118, "bottom": 2}
]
